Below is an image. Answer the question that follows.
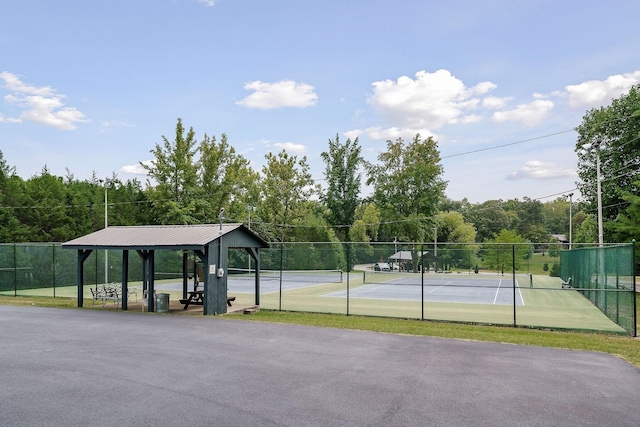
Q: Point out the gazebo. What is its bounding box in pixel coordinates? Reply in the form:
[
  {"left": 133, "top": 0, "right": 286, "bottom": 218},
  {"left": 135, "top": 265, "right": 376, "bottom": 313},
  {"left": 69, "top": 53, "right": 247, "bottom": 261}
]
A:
[{"left": 62, "top": 224, "right": 269, "bottom": 314}]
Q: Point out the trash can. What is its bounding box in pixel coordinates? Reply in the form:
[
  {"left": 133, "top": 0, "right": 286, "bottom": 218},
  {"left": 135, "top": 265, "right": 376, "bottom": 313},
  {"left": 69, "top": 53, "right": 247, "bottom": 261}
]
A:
[{"left": 155, "top": 293, "right": 170, "bottom": 313}]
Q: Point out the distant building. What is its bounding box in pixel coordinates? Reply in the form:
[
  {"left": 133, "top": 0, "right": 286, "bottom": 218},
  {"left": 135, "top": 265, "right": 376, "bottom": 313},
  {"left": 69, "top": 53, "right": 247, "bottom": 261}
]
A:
[{"left": 551, "top": 234, "right": 569, "bottom": 249}]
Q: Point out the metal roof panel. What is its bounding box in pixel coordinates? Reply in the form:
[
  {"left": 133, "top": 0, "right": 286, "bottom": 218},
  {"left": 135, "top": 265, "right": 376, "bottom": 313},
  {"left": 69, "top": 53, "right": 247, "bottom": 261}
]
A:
[{"left": 62, "top": 224, "right": 250, "bottom": 249}]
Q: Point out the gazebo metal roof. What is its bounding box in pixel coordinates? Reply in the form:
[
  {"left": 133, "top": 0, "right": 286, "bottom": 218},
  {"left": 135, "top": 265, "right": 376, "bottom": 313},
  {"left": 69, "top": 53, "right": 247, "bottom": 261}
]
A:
[{"left": 62, "top": 223, "right": 268, "bottom": 251}]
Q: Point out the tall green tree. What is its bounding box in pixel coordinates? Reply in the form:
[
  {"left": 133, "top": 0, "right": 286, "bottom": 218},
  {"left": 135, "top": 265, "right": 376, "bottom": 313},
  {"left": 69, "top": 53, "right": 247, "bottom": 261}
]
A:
[
  {"left": 0, "top": 151, "right": 29, "bottom": 242},
  {"left": 613, "top": 179, "right": 640, "bottom": 242},
  {"left": 23, "top": 167, "right": 73, "bottom": 241},
  {"left": 142, "top": 118, "right": 199, "bottom": 224},
  {"left": 575, "top": 85, "right": 640, "bottom": 242},
  {"left": 435, "top": 211, "right": 478, "bottom": 270},
  {"left": 258, "top": 150, "right": 317, "bottom": 241},
  {"left": 198, "top": 133, "right": 260, "bottom": 223},
  {"left": 320, "top": 134, "right": 363, "bottom": 240},
  {"left": 365, "top": 134, "right": 446, "bottom": 243}
]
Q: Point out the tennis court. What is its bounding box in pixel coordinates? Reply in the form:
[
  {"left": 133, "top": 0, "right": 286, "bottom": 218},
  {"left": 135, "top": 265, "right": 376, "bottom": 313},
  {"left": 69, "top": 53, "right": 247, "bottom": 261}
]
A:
[
  {"left": 324, "top": 272, "right": 524, "bottom": 305},
  {"left": 226, "top": 269, "right": 343, "bottom": 294}
]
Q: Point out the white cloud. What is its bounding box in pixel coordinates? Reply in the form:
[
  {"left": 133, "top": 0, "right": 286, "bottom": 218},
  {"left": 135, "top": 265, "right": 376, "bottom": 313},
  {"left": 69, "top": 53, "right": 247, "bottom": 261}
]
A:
[
  {"left": 491, "top": 99, "right": 554, "bottom": 127},
  {"left": 0, "top": 71, "right": 88, "bottom": 130},
  {"left": 506, "top": 160, "right": 576, "bottom": 181},
  {"left": 565, "top": 71, "right": 640, "bottom": 109},
  {"left": 197, "top": 0, "right": 216, "bottom": 6},
  {"left": 351, "top": 126, "right": 440, "bottom": 142},
  {"left": 0, "top": 71, "right": 55, "bottom": 96},
  {"left": 99, "top": 120, "right": 134, "bottom": 133},
  {"left": 236, "top": 80, "right": 318, "bottom": 109},
  {"left": 356, "top": 69, "right": 498, "bottom": 140},
  {"left": 459, "top": 114, "right": 483, "bottom": 124},
  {"left": 121, "top": 160, "right": 153, "bottom": 175},
  {"left": 274, "top": 141, "right": 306, "bottom": 154},
  {"left": 0, "top": 113, "right": 21, "bottom": 124},
  {"left": 482, "top": 96, "right": 512, "bottom": 109}
]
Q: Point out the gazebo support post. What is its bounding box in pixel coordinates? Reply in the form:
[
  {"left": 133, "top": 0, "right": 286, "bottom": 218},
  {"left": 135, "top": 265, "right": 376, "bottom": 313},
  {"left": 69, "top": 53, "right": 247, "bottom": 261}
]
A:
[{"left": 76, "top": 249, "right": 93, "bottom": 307}]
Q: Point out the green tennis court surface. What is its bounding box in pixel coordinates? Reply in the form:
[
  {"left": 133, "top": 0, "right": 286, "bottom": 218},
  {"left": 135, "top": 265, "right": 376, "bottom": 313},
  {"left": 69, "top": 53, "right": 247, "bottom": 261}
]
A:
[{"left": 325, "top": 272, "right": 524, "bottom": 305}]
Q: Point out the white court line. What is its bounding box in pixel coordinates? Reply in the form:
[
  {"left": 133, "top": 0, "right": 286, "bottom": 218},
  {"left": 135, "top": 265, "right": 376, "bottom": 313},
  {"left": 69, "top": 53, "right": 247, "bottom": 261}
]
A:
[
  {"left": 491, "top": 279, "right": 525, "bottom": 306},
  {"left": 492, "top": 279, "right": 502, "bottom": 304},
  {"left": 516, "top": 279, "right": 525, "bottom": 306},
  {"left": 348, "top": 284, "right": 385, "bottom": 296},
  {"left": 428, "top": 281, "right": 452, "bottom": 293}
]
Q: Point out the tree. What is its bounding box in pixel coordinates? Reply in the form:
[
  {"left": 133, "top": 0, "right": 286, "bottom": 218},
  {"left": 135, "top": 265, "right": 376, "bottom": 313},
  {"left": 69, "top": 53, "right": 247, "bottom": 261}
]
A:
[
  {"left": 573, "top": 214, "right": 597, "bottom": 244},
  {"left": 464, "top": 200, "right": 514, "bottom": 242},
  {"left": 542, "top": 197, "right": 570, "bottom": 235},
  {"left": 365, "top": 134, "right": 446, "bottom": 243},
  {"left": 258, "top": 150, "right": 317, "bottom": 241},
  {"left": 575, "top": 85, "right": 640, "bottom": 242},
  {"left": 613, "top": 179, "right": 640, "bottom": 242},
  {"left": 512, "top": 197, "right": 546, "bottom": 240},
  {"left": 350, "top": 203, "right": 381, "bottom": 265},
  {"left": 434, "top": 211, "right": 478, "bottom": 270},
  {"left": 350, "top": 204, "right": 381, "bottom": 244},
  {"left": 197, "top": 133, "right": 259, "bottom": 224},
  {"left": 142, "top": 118, "right": 199, "bottom": 224},
  {"left": 320, "top": 134, "right": 362, "bottom": 240},
  {"left": 0, "top": 151, "right": 30, "bottom": 242},
  {"left": 483, "top": 229, "right": 530, "bottom": 273},
  {"left": 22, "top": 167, "right": 73, "bottom": 241}
]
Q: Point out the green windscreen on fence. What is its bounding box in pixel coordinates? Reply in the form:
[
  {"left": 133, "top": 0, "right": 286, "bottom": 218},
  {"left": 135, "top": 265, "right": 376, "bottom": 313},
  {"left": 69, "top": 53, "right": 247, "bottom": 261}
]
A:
[{"left": 560, "top": 244, "right": 636, "bottom": 335}]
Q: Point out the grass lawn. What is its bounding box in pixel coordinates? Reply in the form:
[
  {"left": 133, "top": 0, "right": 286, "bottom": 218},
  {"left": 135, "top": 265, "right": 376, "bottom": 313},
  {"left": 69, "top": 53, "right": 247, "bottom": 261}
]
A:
[{"left": 1, "top": 293, "right": 638, "bottom": 368}]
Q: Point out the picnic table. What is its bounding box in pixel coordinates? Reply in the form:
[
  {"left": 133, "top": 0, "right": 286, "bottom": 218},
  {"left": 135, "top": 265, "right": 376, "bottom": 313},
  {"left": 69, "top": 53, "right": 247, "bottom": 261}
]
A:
[
  {"left": 179, "top": 291, "right": 236, "bottom": 310},
  {"left": 180, "top": 291, "right": 204, "bottom": 310}
]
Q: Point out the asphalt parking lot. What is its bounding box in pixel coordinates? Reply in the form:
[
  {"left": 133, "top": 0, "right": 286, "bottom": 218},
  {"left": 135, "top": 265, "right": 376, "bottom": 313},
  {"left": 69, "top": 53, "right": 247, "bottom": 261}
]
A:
[{"left": 1, "top": 305, "right": 639, "bottom": 426}]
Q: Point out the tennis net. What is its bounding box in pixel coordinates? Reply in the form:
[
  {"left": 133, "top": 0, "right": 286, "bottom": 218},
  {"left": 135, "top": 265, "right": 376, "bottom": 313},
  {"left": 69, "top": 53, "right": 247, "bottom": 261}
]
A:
[{"left": 227, "top": 268, "right": 343, "bottom": 283}]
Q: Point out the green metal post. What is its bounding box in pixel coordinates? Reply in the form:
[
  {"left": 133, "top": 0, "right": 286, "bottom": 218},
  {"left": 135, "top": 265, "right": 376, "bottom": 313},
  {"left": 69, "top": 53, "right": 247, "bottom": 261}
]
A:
[
  {"left": 513, "top": 245, "right": 517, "bottom": 327},
  {"left": 346, "top": 242, "right": 350, "bottom": 316},
  {"left": 633, "top": 240, "right": 637, "bottom": 337}
]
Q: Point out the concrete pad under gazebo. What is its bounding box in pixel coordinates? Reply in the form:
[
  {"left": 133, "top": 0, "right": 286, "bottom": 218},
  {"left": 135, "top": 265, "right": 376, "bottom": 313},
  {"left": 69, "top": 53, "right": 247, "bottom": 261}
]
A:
[{"left": 62, "top": 224, "right": 269, "bottom": 315}]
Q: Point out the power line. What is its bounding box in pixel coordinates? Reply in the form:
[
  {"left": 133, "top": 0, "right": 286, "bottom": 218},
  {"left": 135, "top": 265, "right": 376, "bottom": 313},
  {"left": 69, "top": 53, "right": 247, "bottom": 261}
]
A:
[{"left": 441, "top": 129, "right": 575, "bottom": 159}]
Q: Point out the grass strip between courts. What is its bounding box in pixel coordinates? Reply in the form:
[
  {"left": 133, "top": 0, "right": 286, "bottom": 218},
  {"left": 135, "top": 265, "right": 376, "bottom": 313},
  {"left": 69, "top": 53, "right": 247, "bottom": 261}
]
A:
[{"left": 1, "top": 294, "right": 639, "bottom": 368}]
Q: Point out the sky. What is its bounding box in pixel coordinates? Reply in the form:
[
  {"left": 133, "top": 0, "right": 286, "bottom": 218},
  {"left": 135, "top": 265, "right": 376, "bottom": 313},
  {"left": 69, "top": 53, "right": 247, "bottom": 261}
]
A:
[{"left": 2, "top": 0, "right": 640, "bottom": 204}]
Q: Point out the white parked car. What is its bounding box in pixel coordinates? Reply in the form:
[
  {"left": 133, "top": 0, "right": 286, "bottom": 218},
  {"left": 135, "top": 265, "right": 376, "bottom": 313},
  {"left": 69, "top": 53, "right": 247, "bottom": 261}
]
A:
[{"left": 374, "top": 262, "right": 391, "bottom": 271}]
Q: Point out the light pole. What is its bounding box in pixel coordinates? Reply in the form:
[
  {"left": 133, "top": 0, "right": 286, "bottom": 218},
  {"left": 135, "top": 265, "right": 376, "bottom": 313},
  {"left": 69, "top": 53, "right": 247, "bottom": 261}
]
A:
[
  {"left": 246, "top": 206, "right": 253, "bottom": 230},
  {"left": 246, "top": 206, "right": 253, "bottom": 272},
  {"left": 581, "top": 139, "right": 604, "bottom": 247},
  {"left": 567, "top": 192, "right": 573, "bottom": 249}
]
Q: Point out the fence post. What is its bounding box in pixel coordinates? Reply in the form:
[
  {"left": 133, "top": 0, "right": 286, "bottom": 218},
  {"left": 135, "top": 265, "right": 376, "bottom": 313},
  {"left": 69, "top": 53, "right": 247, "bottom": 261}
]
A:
[
  {"left": 52, "top": 244, "right": 56, "bottom": 298},
  {"left": 633, "top": 240, "right": 637, "bottom": 337},
  {"left": 512, "top": 244, "right": 517, "bottom": 327},
  {"left": 13, "top": 243, "right": 17, "bottom": 297},
  {"left": 278, "top": 242, "right": 283, "bottom": 311},
  {"left": 421, "top": 244, "right": 424, "bottom": 321},
  {"left": 346, "top": 242, "right": 350, "bottom": 316}
]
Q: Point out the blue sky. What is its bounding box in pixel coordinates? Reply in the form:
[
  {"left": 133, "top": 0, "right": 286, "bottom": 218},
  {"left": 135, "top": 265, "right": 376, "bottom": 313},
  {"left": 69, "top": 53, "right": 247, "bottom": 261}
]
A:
[{"left": 2, "top": 0, "right": 640, "bottom": 203}]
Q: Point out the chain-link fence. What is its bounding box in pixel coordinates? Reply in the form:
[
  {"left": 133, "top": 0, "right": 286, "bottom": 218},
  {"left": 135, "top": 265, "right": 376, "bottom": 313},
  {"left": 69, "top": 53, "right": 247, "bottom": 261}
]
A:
[
  {"left": 1, "top": 241, "right": 636, "bottom": 336},
  {"left": 560, "top": 244, "right": 636, "bottom": 335}
]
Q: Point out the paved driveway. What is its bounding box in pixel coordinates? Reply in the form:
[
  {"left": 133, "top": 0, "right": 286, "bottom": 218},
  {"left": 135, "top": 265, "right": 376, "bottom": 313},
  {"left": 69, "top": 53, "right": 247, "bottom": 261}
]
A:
[{"left": 0, "top": 306, "right": 638, "bottom": 426}]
